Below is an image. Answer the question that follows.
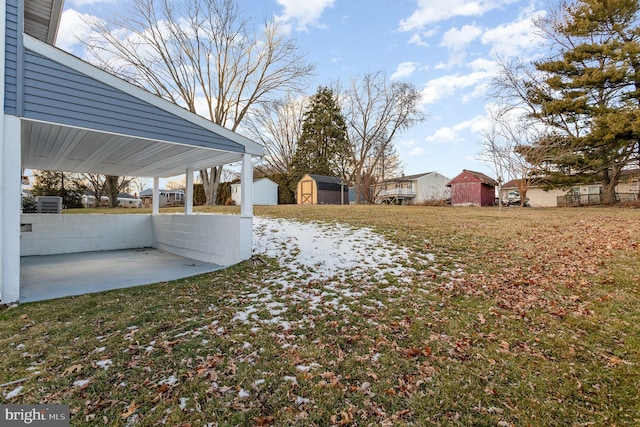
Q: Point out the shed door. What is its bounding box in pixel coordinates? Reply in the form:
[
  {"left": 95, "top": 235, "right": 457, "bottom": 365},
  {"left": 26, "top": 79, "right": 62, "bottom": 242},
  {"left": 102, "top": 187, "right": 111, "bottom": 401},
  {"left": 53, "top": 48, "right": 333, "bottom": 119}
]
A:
[{"left": 301, "top": 180, "right": 314, "bottom": 204}]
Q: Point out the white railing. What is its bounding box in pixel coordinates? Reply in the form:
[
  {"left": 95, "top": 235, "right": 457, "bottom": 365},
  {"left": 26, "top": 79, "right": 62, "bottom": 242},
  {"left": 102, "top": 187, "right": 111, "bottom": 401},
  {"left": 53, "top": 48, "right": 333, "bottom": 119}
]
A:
[{"left": 378, "top": 188, "right": 416, "bottom": 197}]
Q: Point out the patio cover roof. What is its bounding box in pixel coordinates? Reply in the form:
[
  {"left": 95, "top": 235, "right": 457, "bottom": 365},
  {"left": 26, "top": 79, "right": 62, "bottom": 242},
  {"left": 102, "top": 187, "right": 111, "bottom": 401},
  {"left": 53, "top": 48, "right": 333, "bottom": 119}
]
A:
[{"left": 20, "top": 0, "right": 263, "bottom": 178}]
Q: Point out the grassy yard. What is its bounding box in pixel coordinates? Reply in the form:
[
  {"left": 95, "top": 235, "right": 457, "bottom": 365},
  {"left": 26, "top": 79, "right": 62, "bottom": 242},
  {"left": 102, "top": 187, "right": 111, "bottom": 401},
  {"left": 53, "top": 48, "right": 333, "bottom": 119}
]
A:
[{"left": 1, "top": 205, "right": 639, "bottom": 426}]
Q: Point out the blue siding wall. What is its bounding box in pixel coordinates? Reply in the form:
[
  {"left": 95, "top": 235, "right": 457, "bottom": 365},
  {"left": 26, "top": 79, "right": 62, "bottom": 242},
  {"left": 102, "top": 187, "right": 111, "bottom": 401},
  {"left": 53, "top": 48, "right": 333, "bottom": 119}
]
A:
[
  {"left": 22, "top": 50, "right": 244, "bottom": 153},
  {"left": 4, "top": 0, "right": 19, "bottom": 115}
]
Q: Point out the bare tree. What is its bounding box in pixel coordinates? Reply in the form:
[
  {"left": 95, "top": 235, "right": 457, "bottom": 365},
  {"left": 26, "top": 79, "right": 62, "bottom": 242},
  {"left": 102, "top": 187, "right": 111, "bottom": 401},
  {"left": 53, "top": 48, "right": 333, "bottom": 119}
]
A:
[
  {"left": 244, "top": 95, "right": 307, "bottom": 175},
  {"left": 129, "top": 177, "right": 149, "bottom": 196},
  {"left": 82, "top": 173, "right": 106, "bottom": 207},
  {"left": 480, "top": 109, "right": 545, "bottom": 207},
  {"left": 104, "top": 175, "right": 133, "bottom": 207},
  {"left": 339, "top": 71, "right": 425, "bottom": 204},
  {"left": 165, "top": 176, "right": 186, "bottom": 190},
  {"left": 83, "top": 0, "right": 313, "bottom": 204}
]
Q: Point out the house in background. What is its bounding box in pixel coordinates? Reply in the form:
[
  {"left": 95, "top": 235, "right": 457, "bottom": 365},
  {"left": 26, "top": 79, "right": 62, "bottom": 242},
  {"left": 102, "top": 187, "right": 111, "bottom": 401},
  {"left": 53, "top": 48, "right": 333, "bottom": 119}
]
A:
[
  {"left": 502, "top": 169, "right": 640, "bottom": 207},
  {"left": 447, "top": 170, "right": 498, "bottom": 206},
  {"left": 231, "top": 178, "right": 278, "bottom": 206},
  {"left": 83, "top": 192, "right": 142, "bottom": 208},
  {"left": 1, "top": 0, "right": 263, "bottom": 304},
  {"left": 140, "top": 189, "right": 185, "bottom": 208},
  {"left": 500, "top": 180, "right": 562, "bottom": 207},
  {"left": 377, "top": 172, "right": 450, "bottom": 205},
  {"left": 297, "top": 174, "right": 348, "bottom": 205}
]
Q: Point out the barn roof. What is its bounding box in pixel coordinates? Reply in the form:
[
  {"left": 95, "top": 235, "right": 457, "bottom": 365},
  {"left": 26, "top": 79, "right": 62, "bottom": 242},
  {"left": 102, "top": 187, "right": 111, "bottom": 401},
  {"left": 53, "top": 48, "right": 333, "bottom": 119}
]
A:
[{"left": 447, "top": 169, "right": 498, "bottom": 187}]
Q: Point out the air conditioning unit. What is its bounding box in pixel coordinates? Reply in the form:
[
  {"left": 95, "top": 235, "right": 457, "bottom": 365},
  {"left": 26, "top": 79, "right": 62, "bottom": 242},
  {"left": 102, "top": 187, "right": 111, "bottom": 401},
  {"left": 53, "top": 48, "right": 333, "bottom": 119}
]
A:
[{"left": 36, "top": 196, "right": 62, "bottom": 214}]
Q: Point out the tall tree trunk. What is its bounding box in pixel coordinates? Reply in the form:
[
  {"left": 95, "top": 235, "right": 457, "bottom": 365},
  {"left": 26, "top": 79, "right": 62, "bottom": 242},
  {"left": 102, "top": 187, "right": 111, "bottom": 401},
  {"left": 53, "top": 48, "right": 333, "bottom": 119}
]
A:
[
  {"left": 601, "top": 168, "right": 619, "bottom": 205},
  {"left": 354, "top": 174, "right": 362, "bottom": 205},
  {"left": 105, "top": 175, "right": 120, "bottom": 207},
  {"left": 200, "top": 166, "right": 223, "bottom": 205}
]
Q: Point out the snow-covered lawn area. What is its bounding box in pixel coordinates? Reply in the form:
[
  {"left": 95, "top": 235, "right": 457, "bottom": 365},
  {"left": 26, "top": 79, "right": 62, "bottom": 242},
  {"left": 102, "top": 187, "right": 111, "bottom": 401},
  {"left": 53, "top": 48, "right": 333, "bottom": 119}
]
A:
[{"left": 226, "top": 216, "right": 441, "bottom": 332}]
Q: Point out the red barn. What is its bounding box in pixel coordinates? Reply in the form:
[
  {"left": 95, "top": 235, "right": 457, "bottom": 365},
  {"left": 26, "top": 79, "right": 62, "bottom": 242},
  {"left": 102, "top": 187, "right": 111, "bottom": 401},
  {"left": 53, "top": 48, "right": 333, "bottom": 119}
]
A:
[{"left": 447, "top": 170, "right": 498, "bottom": 206}]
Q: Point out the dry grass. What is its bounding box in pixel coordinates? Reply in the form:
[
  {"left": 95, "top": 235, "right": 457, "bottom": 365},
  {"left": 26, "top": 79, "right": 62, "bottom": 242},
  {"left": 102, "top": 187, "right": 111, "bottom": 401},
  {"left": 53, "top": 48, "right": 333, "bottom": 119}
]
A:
[{"left": 1, "top": 205, "right": 639, "bottom": 426}]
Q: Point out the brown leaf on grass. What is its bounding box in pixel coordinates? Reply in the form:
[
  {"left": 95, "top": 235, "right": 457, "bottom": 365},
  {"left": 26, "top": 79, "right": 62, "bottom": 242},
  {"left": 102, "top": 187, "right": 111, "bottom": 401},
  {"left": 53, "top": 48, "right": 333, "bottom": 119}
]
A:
[
  {"left": 62, "top": 364, "right": 82, "bottom": 376},
  {"left": 404, "top": 346, "right": 432, "bottom": 358},
  {"left": 121, "top": 401, "right": 139, "bottom": 419},
  {"left": 366, "top": 370, "right": 378, "bottom": 381},
  {"left": 253, "top": 415, "right": 275, "bottom": 426},
  {"left": 330, "top": 405, "right": 356, "bottom": 425},
  {"left": 160, "top": 339, "right": 185, "bottom": 353},
  {"left": 478, "top": 313, "right": 486, "bottom": 324}
]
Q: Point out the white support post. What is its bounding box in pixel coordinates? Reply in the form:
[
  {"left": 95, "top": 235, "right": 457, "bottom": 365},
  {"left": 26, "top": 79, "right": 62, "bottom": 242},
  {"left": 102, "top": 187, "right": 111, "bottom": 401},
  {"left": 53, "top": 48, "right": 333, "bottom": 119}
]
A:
[
  {"left": 240, "top": 154, "right": 253, "bottom": 218},
  {"left": 185, "top": 169, "right": 194, "bottom": 215},
  {"left": 152, "top": 177, "right": 160, "bottom": 215},
  {"left": 0, "top": 115, "right": 22, "bottom": 304}
]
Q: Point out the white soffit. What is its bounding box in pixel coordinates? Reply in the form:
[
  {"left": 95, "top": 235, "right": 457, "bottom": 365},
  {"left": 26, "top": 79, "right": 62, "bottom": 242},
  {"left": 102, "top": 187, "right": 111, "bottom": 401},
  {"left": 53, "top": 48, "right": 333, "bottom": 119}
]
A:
[{"left": 21, "top": 120, "right": 244, "bottom": 177}]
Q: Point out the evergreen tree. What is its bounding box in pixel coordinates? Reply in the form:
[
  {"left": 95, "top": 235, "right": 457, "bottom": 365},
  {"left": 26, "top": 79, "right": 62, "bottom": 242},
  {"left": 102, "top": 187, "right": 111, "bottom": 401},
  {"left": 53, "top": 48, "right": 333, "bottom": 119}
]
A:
[
  {"left": 523, "top": 0, "right": 640, "bottom": 203},
  {"left": 30, "top": 170, "right": 86, "bottom": 209},
  {"left": 290, "top": 87, "right": 350, "bottom": 183}
]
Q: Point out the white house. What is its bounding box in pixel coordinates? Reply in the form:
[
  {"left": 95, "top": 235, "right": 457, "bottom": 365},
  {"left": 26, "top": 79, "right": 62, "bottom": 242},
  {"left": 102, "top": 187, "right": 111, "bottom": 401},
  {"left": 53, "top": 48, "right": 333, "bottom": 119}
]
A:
[
  {"left": 377, "top": 172, "right": 450, "bottom": 205},
  {"left": 231, "top": 178, "right": 279, "bottom": 206},
  {"left": 139, "top": 188, "right": 185, "bottom": 208},
  {"left": 1, "top": 0, "right": 263, "bottom": 304},
  {"left": 83, "top": 193, "right": 142, "bottom": 208},
  {"left": 502, "top": 170, "right": 640, "bottom": 207}
]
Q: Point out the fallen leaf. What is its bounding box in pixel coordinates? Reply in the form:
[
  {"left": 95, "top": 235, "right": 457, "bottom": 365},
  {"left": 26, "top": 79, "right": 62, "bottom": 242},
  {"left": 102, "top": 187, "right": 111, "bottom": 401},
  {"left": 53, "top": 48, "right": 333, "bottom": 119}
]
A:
[
  {"left": 62, "top": 364, "right": 83, "bottom": 376},
  {"left": 330, "top": 405, "right": 356, "bottom": 425},
  {"left": 253, "top": 415, "right": 275, "bottom": 426},
  {"left": 121, "top": 401, "right": 139, "bottom": 419}
]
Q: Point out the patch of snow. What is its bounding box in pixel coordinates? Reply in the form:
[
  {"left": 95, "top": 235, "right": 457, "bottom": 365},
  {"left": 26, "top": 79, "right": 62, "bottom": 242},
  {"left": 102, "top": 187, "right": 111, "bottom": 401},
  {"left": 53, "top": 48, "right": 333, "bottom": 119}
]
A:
[
  {"left": 283, "top": 376, "right": 298, "bottom": 385},
  {"left": 73, "top": 379, "right": 90, "bottom": 387},
  {"left": 159, "top": 375, "right": 178, "bottom": 386},
  {"left": 96, "top": 359, "right": 113, "bottom": 370},
  {"left": 179, "top": 397, "right": 189, "bottom": 410},
  {"left": 4, "top": 386, "right": 23, "bottom": 399},
  {"left": 238, "top": 389, "right": 250, "bottom": 398},
  {"left": 296, "top": 396, "right": 310, "bottom": 405},
  {"left": 253, "top": 217, "right": 421, "bottom": 284}
]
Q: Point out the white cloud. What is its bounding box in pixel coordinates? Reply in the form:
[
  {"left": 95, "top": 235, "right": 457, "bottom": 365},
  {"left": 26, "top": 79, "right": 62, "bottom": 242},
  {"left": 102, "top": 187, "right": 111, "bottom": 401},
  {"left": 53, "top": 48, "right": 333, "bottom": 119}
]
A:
[
  {"left": 401, "top": 139, "right": 419, "bottom": 148},
  {"left": 409, "top": 147, "right": 425, "bottom": 156},
  {"left": 407, "top": 29, "right": 436, "bottom": 47},
  {"left": 468, "top": 57, "right": 497, "bottom": 72},
  {"left": 66, "top": 0, "right": 115, "bottom": 6},
  {"left": 275, "top": 0, "right": 335, "bottom": 33},
  {"left": 398, "top": 0, "right": 519, "bottom": 31},
  {"left": 391, "top": 62, "right": 419, "bottom": 80},
  {"left": 481, "top": 9, "right": 545, "bottom": 56},
  {"left": 425, "top": 115, "right": 490, "bottom": 143},
  {"left": 56, "top": 9, "right": 99, "bottom": 54},
  {"left": 420, "top": 71, "right": 493, "bottom": 105},
  {"left": 441, "top": 24, "right": 483, "bottom": 51}
]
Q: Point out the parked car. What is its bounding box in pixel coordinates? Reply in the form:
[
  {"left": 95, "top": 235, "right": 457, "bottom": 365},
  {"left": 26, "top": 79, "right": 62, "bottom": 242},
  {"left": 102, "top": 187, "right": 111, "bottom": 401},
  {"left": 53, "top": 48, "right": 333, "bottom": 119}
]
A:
[{"left": 503, "top": 190, "right": 529, "bottom": 207}]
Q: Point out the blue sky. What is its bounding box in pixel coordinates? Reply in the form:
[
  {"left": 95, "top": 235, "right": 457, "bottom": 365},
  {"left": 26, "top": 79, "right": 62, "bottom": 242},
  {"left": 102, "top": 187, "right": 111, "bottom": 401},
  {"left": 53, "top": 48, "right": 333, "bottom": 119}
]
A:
[{"left": 57, "top": 0, "right": 548, "bottom": 181}]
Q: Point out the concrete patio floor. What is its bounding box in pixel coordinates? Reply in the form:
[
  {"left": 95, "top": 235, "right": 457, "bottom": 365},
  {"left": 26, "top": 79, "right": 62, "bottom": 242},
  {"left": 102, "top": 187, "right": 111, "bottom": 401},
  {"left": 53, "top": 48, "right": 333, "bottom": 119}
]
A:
[{"left": 20, "top": 248, "right": 224, "bottom": 303}]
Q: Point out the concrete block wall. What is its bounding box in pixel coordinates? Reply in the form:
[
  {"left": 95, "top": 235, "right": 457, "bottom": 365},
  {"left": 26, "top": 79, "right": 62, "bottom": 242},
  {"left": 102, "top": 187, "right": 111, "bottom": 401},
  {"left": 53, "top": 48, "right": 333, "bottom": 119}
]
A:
[
  {"left": 20, "top": 214, "right": 153, "bottom": 256},
  {"left": 152, "top": 214, "right": 252, "bottom": 266}
]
